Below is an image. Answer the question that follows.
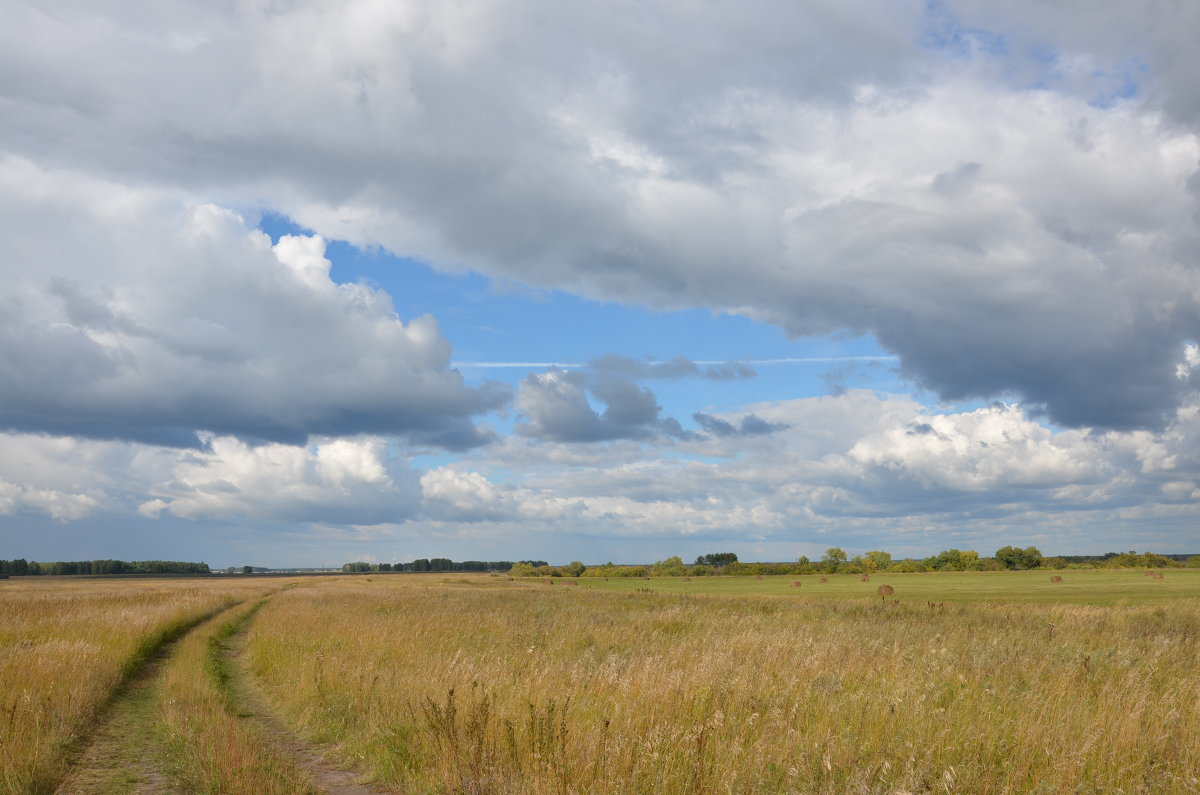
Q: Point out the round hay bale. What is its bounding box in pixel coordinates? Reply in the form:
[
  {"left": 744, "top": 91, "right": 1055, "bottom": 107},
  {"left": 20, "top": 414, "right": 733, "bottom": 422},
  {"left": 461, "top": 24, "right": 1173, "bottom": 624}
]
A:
[
  {"left": 1050, "top": 575, "right": 1063, "bottom": 582},
  {"left": 876, "top": 584, "right": 895, "bottom": 597},
  {"left": 1150, "top": 571, "right": 1164, "bottom": 579},
  {"left": 819, "top": 577, "right": 828, "bottom": 583},
  {"left": 791, "top": 581, "right": 802, "bottom": 587},
  {"left": 860, "top": 574, "right": 870, "bottom": 582}
]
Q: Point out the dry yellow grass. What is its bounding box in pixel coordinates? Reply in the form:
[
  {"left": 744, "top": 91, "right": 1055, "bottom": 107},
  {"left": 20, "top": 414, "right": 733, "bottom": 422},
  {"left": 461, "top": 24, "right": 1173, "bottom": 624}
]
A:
[
  {"left": 156, "top": 595, "right": 317, "bottom": 793},
  {"left": 247, "top": 576, "right": 1200, "bottom": 793},
  {"left": 0, "top": 578, "right": 270, "bottom": 794}
]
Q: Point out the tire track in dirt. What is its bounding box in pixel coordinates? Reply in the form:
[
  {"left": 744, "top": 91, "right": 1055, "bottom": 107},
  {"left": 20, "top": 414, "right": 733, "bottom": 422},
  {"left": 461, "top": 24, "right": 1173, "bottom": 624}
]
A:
[
  {"left": 54, "top": 604, "right": 242, "bottom": 794},
  {"left": 54, "top": 645, "right": 177, "bottom": 794},
  {"left": 217, "top": 602, "right": 378, "bottom": 794}
]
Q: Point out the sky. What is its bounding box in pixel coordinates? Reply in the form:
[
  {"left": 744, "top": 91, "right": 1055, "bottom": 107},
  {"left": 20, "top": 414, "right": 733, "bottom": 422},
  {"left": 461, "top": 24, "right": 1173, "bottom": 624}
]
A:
[{"left": 2, "top": 0, "right": 1199, "bottom": 567}]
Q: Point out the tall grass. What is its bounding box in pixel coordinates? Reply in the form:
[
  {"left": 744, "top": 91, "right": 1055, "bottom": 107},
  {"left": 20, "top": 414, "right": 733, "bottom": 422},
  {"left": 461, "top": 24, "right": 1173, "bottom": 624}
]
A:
[
  {"left": 247, "top": 577, "right": 1200, "bottom": 793},
  {"left": 0, "top": 579, "right": 268, "bottom": 794},
  {"left": 157, "top": 597, "right": 317, "bottom": 793}
]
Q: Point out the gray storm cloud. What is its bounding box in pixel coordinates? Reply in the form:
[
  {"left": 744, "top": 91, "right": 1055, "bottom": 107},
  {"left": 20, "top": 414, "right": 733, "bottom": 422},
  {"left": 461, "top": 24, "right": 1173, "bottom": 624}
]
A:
[
  {"left": 0, "top": 160, "right": 507, "bottom": 448},
  {"left": 514, "top": 370, "right": 685, "bottom": 443},
  {"left": 2, "top": 0, "right": 1200, "bottom": 441}
]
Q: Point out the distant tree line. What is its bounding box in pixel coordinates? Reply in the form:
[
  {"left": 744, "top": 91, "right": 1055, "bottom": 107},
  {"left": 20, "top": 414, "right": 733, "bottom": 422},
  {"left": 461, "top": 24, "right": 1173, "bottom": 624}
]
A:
[
  {"left": 341, "top": 559, "right": 539, "bottom": 573},
  {"left": 351, "top": 548, "right": 1200, "bottom": 580},
  {"left": 0, "top": 559, "right": 210, "bottom": 576},
  {"left": 505, "top": 547, "right": 1199, "bottom": 579}
]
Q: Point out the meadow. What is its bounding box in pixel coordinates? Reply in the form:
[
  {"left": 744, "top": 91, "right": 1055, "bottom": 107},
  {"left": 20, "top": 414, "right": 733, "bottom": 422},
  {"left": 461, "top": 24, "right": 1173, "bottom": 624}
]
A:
[
  {"left": 571, "top": 568, "right": 1199, "bottom": 605},
  {"left": 246, "top": 570, "right": 1200, "bottom": 793},
  {"left": 2, "top": 569, "right": 1197, "bottom": 793},
  {"left": 0, "top": 577, "right": 275, "bottom": 793}
]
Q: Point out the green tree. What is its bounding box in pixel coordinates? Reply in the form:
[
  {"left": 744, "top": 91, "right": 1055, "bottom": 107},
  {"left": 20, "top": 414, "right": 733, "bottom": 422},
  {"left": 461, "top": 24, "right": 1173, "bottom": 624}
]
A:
[
  {"left": 652, "top": 556, "right": 688, "bottom": 576},
  {"left": 565, "top": 560, "right": 586, "bottom": 577},
  {"left": 994, "top": 546, "right": 1042, "bottom": 570},
  {"left": 926, "top": 549, "right": 973, "bottom": 571},
  {"left": 863, "top": 550, "right": 892, "bottom": 572},
  {"left": 823, "top": 547, "right": 847, "bottom": 564},
  {"left": 994, "top": 546, "right": 1020, "bottom": 569}
]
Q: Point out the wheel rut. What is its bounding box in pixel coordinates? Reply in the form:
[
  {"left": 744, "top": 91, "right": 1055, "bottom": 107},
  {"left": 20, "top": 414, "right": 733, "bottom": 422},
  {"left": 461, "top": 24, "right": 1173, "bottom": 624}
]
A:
[
  {"left": 53, "top": 593, "right": 380, "bottom": 794},
  {"left": 54, "top": 610, "right": 227, "bottom": 794},
  {"left": 218, "top": 603, "right": 379, "bottom": 794}
]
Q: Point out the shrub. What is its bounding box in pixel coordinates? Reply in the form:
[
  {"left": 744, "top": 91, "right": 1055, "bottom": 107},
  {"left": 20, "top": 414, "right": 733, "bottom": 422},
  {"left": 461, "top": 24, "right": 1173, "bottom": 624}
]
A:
[
  {"left": 651, "top": 556, "right": 688, "bottom": 577},
  {"left": 581, "top": 564, "right": 650, "bottom": 578},
  {"left": 887, "top": 559, "right": 926, "bottom": 573},
  {"left": 725, "top": 562, "right": 761, "bottom": 577},
  {"left": 1103, "top": 552, "right": 1175, "bottom": 569}
]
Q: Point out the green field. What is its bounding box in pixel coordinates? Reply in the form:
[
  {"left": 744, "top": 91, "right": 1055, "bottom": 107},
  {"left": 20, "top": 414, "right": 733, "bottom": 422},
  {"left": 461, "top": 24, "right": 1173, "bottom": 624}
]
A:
[{"left": 565, "top": 568, "right": 1200, "bottom": 605}]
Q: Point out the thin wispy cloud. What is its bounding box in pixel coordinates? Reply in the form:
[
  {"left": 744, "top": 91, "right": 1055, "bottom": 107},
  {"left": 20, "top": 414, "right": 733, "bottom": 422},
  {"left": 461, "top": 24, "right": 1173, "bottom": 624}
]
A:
[
  {"left": 693, "top": 357, "right": 898, "bottom": 366},
  {"left": 453, "top": 361, "right": 586, "bottom": 369},
  {"left": 453, "top": 356, "right": 898, "bottom": 369}
]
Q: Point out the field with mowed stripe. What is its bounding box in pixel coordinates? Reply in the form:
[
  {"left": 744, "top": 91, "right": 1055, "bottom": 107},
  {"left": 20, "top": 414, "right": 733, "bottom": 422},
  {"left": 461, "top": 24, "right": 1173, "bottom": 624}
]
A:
[{"left": 567, "top": 567, "right": 1200, "bottom": 604}]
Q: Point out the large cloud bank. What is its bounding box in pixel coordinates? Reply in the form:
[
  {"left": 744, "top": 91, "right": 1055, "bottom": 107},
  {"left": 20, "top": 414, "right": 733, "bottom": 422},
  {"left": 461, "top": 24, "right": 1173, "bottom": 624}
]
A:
[
  {"left": 4, "top": 1, "right": 1200, "bottom": 559},
  {"left": 5, "top": 0, "right": 1200, "bottom": 431}
]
